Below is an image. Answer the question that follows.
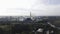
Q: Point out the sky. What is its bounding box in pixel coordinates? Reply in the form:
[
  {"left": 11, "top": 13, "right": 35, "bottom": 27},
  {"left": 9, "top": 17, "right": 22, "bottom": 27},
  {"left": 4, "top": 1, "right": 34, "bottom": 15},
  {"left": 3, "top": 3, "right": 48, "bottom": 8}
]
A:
[{"left": 0, "top": 0, "right": 60, "bottom": 16}]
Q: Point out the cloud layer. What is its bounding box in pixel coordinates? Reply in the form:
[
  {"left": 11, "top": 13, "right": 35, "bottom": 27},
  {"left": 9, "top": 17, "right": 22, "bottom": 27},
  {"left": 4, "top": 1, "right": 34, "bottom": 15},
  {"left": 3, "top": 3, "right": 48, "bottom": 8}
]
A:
[{"left": 0, "top": 0, "right": 60, "bottom": 16}]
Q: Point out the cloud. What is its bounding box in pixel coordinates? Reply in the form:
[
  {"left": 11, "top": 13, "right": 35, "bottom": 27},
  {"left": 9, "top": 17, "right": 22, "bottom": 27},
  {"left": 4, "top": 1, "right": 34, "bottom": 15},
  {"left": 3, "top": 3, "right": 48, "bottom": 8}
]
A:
[
  {"left": 0, "top": 0, "right": 60, "bottom": 16},
  {"left": 29, "top": 0, "right": 60, "bottom": 16}
]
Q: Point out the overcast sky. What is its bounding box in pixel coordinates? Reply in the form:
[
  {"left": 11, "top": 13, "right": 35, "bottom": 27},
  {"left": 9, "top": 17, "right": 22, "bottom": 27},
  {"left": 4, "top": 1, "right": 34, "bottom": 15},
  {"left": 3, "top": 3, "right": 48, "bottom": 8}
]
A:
[{"left": 0, "top": 0, "right": 60, "bottom": 16}]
